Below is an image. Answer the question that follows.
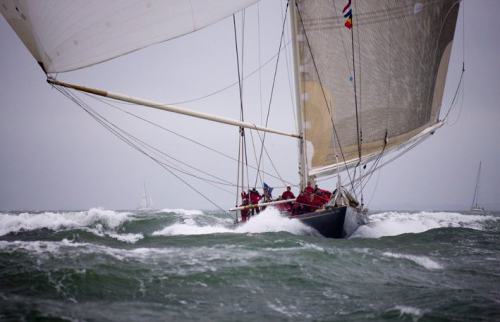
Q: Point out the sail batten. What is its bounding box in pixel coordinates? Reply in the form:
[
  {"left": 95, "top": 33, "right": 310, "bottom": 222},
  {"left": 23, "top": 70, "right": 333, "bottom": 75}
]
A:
[
  {"left": 294, "top": 0, "right": 459, "bottom": 178},
  {"left": 0, "top": 0, "right": 258, "bottom": 73}
]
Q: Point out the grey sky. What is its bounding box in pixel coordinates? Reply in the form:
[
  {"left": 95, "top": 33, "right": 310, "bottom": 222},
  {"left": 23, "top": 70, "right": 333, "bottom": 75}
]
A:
[{"left": 1, "top": 0, "right": 499, "bottom": 211}]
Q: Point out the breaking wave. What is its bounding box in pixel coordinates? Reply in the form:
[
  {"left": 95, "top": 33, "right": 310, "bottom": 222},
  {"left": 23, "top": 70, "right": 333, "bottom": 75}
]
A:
[
  {"left": 152, "top": 207, "right": 315, "bottom": 237},
  {"left": 351, "top": 211, "right": 498, "bottom": 238},
  {"left": 382, "top": 252, "right": 443, "bottom": 270},
  {"left": 384, "top": 305, "right": 426, "bottom": 321},
  {"left": 0, "top": 207, "right": 315, "bottom": 242},
  {"left": 159, "top": 208, "right": 203, "bottom": 216},
  {"left": 0, "top": 208, "right": 132, "bottom": 236}
]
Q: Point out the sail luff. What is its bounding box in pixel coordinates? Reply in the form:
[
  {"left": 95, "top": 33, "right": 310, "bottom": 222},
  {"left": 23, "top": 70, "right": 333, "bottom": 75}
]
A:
[{"left": 47, "top": 78, "right": 301, "bottom": 139}]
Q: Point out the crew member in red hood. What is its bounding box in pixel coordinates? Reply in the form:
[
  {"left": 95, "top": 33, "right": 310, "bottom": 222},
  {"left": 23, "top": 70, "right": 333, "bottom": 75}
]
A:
[
  {"left": 304, "top": 182, "right": 314, "bottom": 194},
  {"left": 249, "top": 188, "right": 262, "bottom": 214},
  {"left": 240, "top": 191, "right": 250, "bottom": 222}
]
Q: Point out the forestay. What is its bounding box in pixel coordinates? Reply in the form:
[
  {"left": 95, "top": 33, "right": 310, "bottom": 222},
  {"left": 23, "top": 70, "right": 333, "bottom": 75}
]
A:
[
  {"left": 0, "top": 0, "right": 257, "bottom": 73},
  {"left": 293, "top": 0, "right": 459, "bottom": 178}
]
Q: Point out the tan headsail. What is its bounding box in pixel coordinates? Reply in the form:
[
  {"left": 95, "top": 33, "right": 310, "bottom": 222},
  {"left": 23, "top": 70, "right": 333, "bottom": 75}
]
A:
[
  {"left": 293, "top": 0, "right": 460, "bottom": 179},
  {"left": 0, "top": 0, "right": 257, "bottom": 73}
]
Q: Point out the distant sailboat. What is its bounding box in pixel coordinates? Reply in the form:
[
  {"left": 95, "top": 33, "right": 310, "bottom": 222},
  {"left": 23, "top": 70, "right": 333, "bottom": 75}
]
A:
[
  {"left": 138, "top": 182, "right": 153, "bottom": 211},
  {"left": 1, "top": 0, "right": 461, "bottom": 238},
  {"left": 471, "top": 162, "right": 485, "bottom": 213}
]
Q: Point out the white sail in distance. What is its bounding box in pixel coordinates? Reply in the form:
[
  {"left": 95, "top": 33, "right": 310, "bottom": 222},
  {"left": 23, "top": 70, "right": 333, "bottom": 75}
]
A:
[
  {"left": 0, "top": 0, "right": 257, "bottom": 73},
  {"left": 293, "top": 0, "right": 460, "bottom": 178}
]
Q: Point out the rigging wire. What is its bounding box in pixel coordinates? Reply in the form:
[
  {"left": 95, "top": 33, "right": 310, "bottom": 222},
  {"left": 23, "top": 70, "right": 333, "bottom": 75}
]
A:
[
  {"left": 356, "top": 133, "right": 388, "bottom": 193},
  {"left": 442, "top": 0, "right": 466, "bottom": 124},
  {"left": 349, "top": 2, "right": 363, "bottom": 202},
  {"left": 235, "top": 128, "right": 242, "bottom": 206},
  {"left": 442, "top": 69, "right": 465, "bottom": 122},
  {"left": 280, "top": 0, "right": 298, "bottom": 129},
  {"left": 233, "top": 13, "right": 244, "bottom": 205},
  {"left": 165, "top": 41, "right": 292, "bottom": 106},
  {"left": 240, "top": 11, "right": 252, "bottom": 194},
  {"left": 248, "top": 129, "right": 264, "bottom": 185},
  {"left": 365, "top": 165, "right": 383, "bottom": 206},
  {"left": 257, "top": 2, "right": 264, "bottom": 126},
  {"left": 253, "top": 0, "right": 290, "bottom": 188},
  {"left": 257, "top": 3, "right": 265, "bottom": 183},
  {"left": 255, "top": 130, "right": 288, "bottom": 187},
  {"left": 86, "top": 93, "right": 288, "bottom": 183},
  {"left": 55, "top": 86, "right": 231, "bottom": 211},
  {"left": 353, "top": 0, "right": 365, "bottom": 203},
  {"left": 85, "top": 39, "right": 290, "bottom": 109},
  {"left": 82, "top": 96, "right": 236, "bottom": 188},
  {"left": 446, "top": 81, "right": 465, "bottom": 126},
  {"left": 254, "top": 1, "right": 289, "bottom": 187},
  {"left": 233, "top": 12, "right": 252, "bottom": 207}
]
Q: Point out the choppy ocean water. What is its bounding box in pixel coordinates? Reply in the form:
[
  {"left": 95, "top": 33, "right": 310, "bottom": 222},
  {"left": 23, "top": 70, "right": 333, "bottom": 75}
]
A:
[{"left": 0, "top": 208, "right": 499, "bottom": 321}]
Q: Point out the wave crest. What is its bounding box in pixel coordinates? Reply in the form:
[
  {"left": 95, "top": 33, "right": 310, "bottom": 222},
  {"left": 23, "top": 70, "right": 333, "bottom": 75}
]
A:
[
  {"left": 0, "top": 208, "right": 132, "bottom": 236},
  {"left": 351, "top": 211, "right": 498, "bottom": 238},
  {"left": 383, "top": 252, "right": 443, "bottom": 270},
  {"left": 153, "top": 208, "right": 315, "bottom": 236}
]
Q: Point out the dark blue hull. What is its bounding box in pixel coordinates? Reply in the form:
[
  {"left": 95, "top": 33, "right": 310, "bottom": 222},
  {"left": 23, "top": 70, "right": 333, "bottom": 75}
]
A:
[{"left": 292, "top": 206, "right": 348, "bottom": 238}]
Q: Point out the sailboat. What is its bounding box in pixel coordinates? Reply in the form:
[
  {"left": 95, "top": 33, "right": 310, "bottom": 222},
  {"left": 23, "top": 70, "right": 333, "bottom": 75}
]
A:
[
  {"left": 471, "top": 162, "right": 485, "bottom": 213},
  {"left": 138, "top": 182, "right": 154, "bottom": 211},
  {"left": 0, "top": 0, "right": 460, "bottom": 238}
]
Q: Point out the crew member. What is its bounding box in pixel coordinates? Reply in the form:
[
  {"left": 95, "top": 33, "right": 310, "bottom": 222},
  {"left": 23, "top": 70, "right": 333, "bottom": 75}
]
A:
[
  {"left": 262, "top": 183, "right": 273, "bottom": 211},
  {"left": 310, "top": 184, "right": 330, "bottom": 210},
  {"left": 240, "top": 191, "right": 250, "bottom": 222},
  {"left": 249, "top": 188, "right": 262, "bottom": 215},
  {"left": 281, "top": 186, "right": 295, "bottom": 200},
  {"left": 304, "top": 182, "right": 314, "bottom": 194},
  {"left": 281, "top": 185, "right": 295, "bottom": 212}
]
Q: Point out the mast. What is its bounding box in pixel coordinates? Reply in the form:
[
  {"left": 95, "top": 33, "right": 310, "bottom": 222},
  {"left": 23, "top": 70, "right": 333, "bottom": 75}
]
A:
[{"left": 289, "top": 0, "right": 308, "bottom": 190}]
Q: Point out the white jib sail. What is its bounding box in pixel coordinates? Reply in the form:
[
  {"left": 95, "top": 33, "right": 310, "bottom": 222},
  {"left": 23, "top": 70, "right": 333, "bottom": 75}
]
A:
[{"left": 0, "top": 0, "right": 257, "bottom": 73}]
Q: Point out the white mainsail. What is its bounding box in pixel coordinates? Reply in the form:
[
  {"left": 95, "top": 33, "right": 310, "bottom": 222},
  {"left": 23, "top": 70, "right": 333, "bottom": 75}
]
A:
[
  {"left": 1, "top": 0, "right": 300, "bottom": 139},
  {"left": 292, "top": 0, "right": 460, "bottom": 179},
  {"left": 0, "top": 0, "right": 257, "bottom": 73}
]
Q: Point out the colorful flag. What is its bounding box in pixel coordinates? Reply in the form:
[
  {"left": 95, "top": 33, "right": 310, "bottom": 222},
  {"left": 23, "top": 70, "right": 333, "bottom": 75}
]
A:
[
  {"left": 342, "top": 0, "right": 353, "bottom": 29},
  {"left": 263, "top": 182, "right": 273, "bottom": 198}
]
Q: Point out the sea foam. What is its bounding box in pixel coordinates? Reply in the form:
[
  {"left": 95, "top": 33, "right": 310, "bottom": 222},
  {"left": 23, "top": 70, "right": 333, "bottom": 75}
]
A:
[
  {"left": 0, "top": 208, "right": 132, "bottom": 236},
  {"left": 351, "top": 211, "right": 497, "bottom": 238},
  {"left": 383, "top": 252, "right": 443, "bottom": 270},
  {"left": 390, "top": 305, "right": 425, "bottom": 321},
  {"left": 153, "top": 207, "right": 314, "bottom": 236},
  {"left": 159, "top": 208, "right": 203, "bottom": 216}
]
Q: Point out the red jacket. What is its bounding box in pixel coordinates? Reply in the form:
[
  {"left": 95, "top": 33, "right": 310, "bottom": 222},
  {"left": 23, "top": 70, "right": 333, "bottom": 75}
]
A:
[
  {"left": 281, "top": 190, "right": 295, "bottom": 200},
  {"left": 249, "top": 190, "right": 261, "bottom": 204},
  {"left": 304, "top": 185, "right": 314, "bottom": 194},
  {"left": 241, "top": 193, "right": 249, "bottom": 205}
]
